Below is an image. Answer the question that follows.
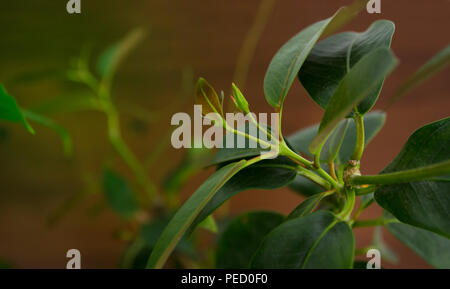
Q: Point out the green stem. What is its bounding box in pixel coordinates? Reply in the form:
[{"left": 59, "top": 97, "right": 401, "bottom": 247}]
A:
[
  {"left": 350, "top": 160, "right": 450, "bottom": 186},
  {"left": 355, "top": 185, "right": 377, "bottom": 196},
  {"left": 351, "top": 113, "right": 365, "bottom": 161},
  {"left": 337, "top": 188, "right": 355, "bottom": 221},
  {"left": 352, "top": 217, "right": 396, "bottom": 228}
]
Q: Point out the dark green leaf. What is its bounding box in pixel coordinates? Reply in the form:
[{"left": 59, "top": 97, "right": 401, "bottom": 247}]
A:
[
  {"left": 309, "top": 48, "right": 397, "bottom": 153},
  {"left": 102, "top": 169, "right": 138, "bottom": 219},
  {"left": 189, "top": 157, "right": 297, "bottom": 233},
  {"left": 375, "top": 117, "right": 450, "bottom": 237},
  {"left": 298, "top": 20, "right": 395, "bottom": 114},
  {"left": 0, "top": 84, "right": 34, "bottom": 134},
  {"left": 387, "top": 221, "right": 450, "bottom": 269},
  {"left": 216, "top": 211, "right": 284, "bottom": 269},
  {"left": 251, "top": 211, "right": 354, "bottom": 268},
  {"left": 287, "top": 191, "right": 334, "bottom": 219},
  {"left": 288, "top": 175, "right": 324, "bottom": 197},
  {"left": 147, "top": 160, "right": 247, "bottom": 268},
  {"left": 264, "top": 9, "right": 346, "bottom": 108}
]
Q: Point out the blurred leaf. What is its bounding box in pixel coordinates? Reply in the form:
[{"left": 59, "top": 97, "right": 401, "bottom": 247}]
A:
[
  {"left": 147, "top": 160, "right": 247, "bottom": 268},
  {"left": 309, "top": 48, "right": 397, "bottom": 153},
  {"left": 194, "top": 78, "right": 224, "bottom": 117},
  {"left": 216, "top": 211, "right": 284, "bottom": 269},
  {"left": 0, "top": 84, "right": 34, "bottom": 134},
  {"left": 264, "top": 8, "right": 345, "bottom": 108},
  {"left": 251, "top": 211, "right": 354, "bottom": 268},
  {"left": 0, "top": 258, "right": 13, "bottom": 269},
  {"left": 386, "top": 218, "right": 450, "bottom": 269},
  {"left": 31, "top": 94, "right": 102, "bottom": 115},
  {"left": 287, "top": 111, "right": 386, "bottom": 163},
  {"left": 23, "top": 110, "right": 72, "bottom": 156},
  {"left": 388, "top": 44, "right": 450, "bottom": 107},
  {"left": 97, "top": 28, "right": 146, "bottom": 80},
  {"left": 102, "top": 169, "right": 138, "bottom": 219},
  {"left": 375, "top": 118, "right": 450, "bottom": 238},
  {"left": 189, "top": 157, "right": 297, "bottom": 234},
  {"left": 197, "top": 215, "right": 218, "bottom": 234},
  {"left": 371, "top": 226, "right": 399, "bottom": 264},
  {"left": 321, "top": 0, "right": 368, "bottom": 38},
  {"left": 299, "top": 20, "right": 395, "bottom": 114}
]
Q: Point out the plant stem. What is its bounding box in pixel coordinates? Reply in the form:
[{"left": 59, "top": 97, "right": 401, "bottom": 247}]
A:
[
  {"left": 350, "top": 160, "right": 450, "bottom": 186},
  {"left": 352, "top": 217, "right": 396, "bottom": 228},
  {"left": 296, "top": 166, "right": 332, "bottom": 190},
  {"left": 355, "top": 185, "right": 377, "bottom": 196},
  {"left": 337, "top": 189, "right": 355, "bottom": 221},
  {"left": 351, "top": 113, "right": 365, "bottom": 161},
  {"left": 329, "top": 161, "right": 338, "bottom": 180}
]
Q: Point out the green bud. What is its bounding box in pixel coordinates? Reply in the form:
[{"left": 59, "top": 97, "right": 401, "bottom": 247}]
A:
[{"left": 231, "top": 83, "right": 250, "bottom": 114}]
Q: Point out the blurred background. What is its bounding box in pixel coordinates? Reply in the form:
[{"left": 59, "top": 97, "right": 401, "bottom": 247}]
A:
[{"left": 0, "top": 0, "right": 449, "bottom": 268}]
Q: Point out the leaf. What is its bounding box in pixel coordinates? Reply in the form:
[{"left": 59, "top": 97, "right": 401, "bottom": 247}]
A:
[
  {"left": 194, "top": 78, "right": 224, "bottom": 117},
  {"left": 309, "top": 48, "right": 397, "bottom": 153},
  {"left": 215, "top": 211, "right": 284, "bottom": 269},
  {"left": 0, "top": 84, "right": 34, "bottom": 134},
  {"left": 97, "top": 28, "right": 145, "bottom": 79},
  {"left": 197, "top": 215, "right": 218, "bottom": 234},
  {"left": 189, "top": 157, "right": 297, "bottom": 234},
  {"left": 146, "top": 160, "right": 247, "bottom": 268},
  {"left": 287, "top": 111, "right": 386, "bottom": 163},
  {"left": 251, "top": 211, "right": 354, "bottom": 268},
  {"left": 264, "top": 8, "right": 348, "bottom": 108},
  {"left": 386, "top": 221, "right": 450, "bottom": 269},
  {"left": 320, "top": 0, "right": 369, "bottom": 38},
  {"left": 298, "top": 20, "right": 395, "bottom": 114},
  {"left": 371, "top": 226, "right": 399, "bottom": 264},
  {"left": 23, "top": 110, "right": 72, "bottom": 156},
  {"left": 121, "top": 216, "right": 195, "bottom": 269},
  {"left": 388, "top": 44, "right": 450, "bottom": 107},
  {"left": 288, "top": 175, "right": 324, "bottom": 197},
  {"left": 374, "top": 117, "right": 450, "bottom": 237},
  {"left": 322, "top": 118, "right": 349, "bottom": 162},
  {"left": 287, "top": 190, "right": 334, "bottom": 220},
  {"left": 102, "top": 169, "right": 138, "bottom": 219}
]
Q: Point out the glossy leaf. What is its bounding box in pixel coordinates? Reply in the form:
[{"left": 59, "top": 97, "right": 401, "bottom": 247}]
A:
[
  {"left": 388, "top": 44, "right": 450, "bottom": 107},
  {"left": 287, "top": 190, "right": 334, "bottom": 219},
  {"left": 264, "top": 8, "right": 346, "bottom": 108},
  {"left": 309, "top": 48, "right": 397, "bottom": 153},
  {"left": 251, "top": 211, "right": 354, "bottom": 268},
  {"left": 287, "top": 111, "right": 386, "bottom": 163},
  {"left": 97, "top": 28, "right": 145, "bottom": 79},
  {"left": 102, "top": 169, "right": 138, "bottom": 219},
  {"left": 375, "top": 118, "right": 450, "bottom": 237},
  {"left": 0, "top": 84, "right": 34, "bottom": 134},
  {"left": 216, "top": 211, "right": 284, "bottom": 269},
  {"left": 387, "top": 221, "right": 450, "bottom": 269},
  {"left": 288, "top": 175, "right": 324, "bottom": 197},
  {"left": 195, "top": 78, "right": 224, "bottom": 117},
  {"left": 298, "top": 20, "right": 395, "bottom": 114},
  {"left": 189, "top": 157, "right": 297, "bottom": 233},
  {"left": 23, "top": 110, "right": 72, "bottom": 156},
  {"left": 147, "top": 160, "right": 247, "bottom": 268}
]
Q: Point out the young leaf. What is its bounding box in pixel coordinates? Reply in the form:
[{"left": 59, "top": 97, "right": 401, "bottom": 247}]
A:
[
  {"left": 251, "top": 211, "right": 354, "bottom": 269},
  {"left": 298, "top": 20, "right": 395, "bottom": 114},
  {"left": 216, "top": 211, "right": 284, "bottom": 269},
  {"left": 231, "top": 83, "right": 250, "bottom": 114},
  {"left": 102, "top": 169, "right": 138, "bottom": 219},
  {"left": 309, "top": 48, "right": 397, "bottom": 154},
  {"left": 97, "top": 28, "right": 145, "bottom": 80},
  {"left": 387, "top": 44, "right": 450, "bottom": 107},
  {"left": 264, "top": 8, "right": 348, "bottom": 108},
  {"left": 0, "top": 84, "right": 34, "bottom": 134},
  {"left": 374, "top": 117, "right": 450, "bottom": 238},
  {"left": 146, "top": 160, "right": 247, "bottom": 268},
  {"left": 386, "top": 221, "right": 450, "bottom": 269},
  {"left": 188, "top": 157, "right": 297, "bottom": 234},
  {"left": 194, "top": 78, "right": 224, "bottom": 117},
  {"left": 23, "top": 110, "right": 72, "bottom": 156}
]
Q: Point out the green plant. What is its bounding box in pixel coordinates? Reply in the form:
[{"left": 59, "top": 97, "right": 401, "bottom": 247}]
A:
[{"left": 147, "top": 6, "right": 450, "bottom": 269}]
